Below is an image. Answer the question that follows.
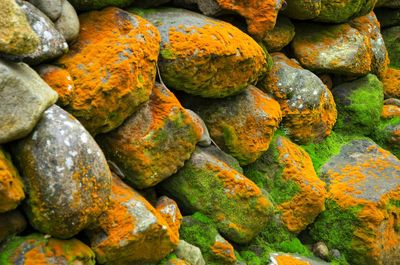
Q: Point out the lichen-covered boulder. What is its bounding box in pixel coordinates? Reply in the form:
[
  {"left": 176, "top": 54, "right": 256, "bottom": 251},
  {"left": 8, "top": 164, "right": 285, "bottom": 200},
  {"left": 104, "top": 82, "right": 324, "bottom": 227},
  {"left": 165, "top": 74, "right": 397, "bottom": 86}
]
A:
[
  {"left": 0, "top": 234, "right": 95, "bottom": 265},
  {"left": 260, "top": 53, "right": 337, "bottom": 144},
  {"left": 137, "top": 8, "right": 268, "bottom": 98},
  {"left": 0, "top": 59, "right": 58, "bottom": 144},
  {"left": 315, "top": 0, "right": 377, "bottom": 23},
  {"left": 28, "top": 0, "right": 63, "bottom": 21},
  {"left": 11, "top": 105, "right": 112, "bottom": 239},
  {"left": 374, "top": 103, "right": 400, "bottom": 158},
  {"left": 0, "top": 147, "right": 24, "bottom": 213},
  {"left": 262, "top": 16, "right": 295, "bottom": 52},
  {"left": 376, "top": 0, "right": 400, "bottom": 8},
  {"left": 0, "top": 210, "right": 27, "bottom": 243},
  {"left": 97, "top": 83, "right": 200, "bottom": 189},
  {"left": 332, "top": 74, "right": 384, "bottom": 135},
  {"left": 244, "top": 135, "right": 326, "bottom": 234},
  {"left": 54, "top": 0, "right": 80, "bottom": 42},
  {"left": 183, "top": 86, "right": 282, "bottom": 165},
  {"left": 69, "top": 0, "right": 135, "bottom": 11},
  {"left": 382, "top": 26, "right": 400, "bottom": 69},
  {"left": 185, "top": 109, "right": 212, "bottom": 147},
  {"left": 283, "top": 0, "right": 321, "bottom": 20},
  {"left": 269, "top": 253, "right": 330, "bottom": 265},
  {"left": 375, "top": 8, "right": 400, "bottom": 28},
  {"left": 86, "top": 175, "right": 178, "bottom": 265},
  {"left": 311, "top": 139, "right": 400, "bottom": 265},
  {"left": 0, "top": 0, "right": 39, "bottom": 56},
  {"left": 156, "top": 196, "right": 183, "bottom": 242},
  {"left": 160, "top": 146, "right": 274, "bottom": 243},
  {"left": 382, "top": 67, "right": 400, "bottom": 99},
  {"left": 292, "top": 22, "right": 372, "bottom": 76},
  {"left": 56, "top": 7, "right": 160, "bottom": 135}
]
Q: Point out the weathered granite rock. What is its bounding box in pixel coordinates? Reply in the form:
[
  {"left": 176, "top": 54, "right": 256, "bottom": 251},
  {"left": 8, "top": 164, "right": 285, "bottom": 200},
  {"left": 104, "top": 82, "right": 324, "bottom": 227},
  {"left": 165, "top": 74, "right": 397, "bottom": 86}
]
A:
[
  {"left": 97, "top": 83, "right": 200, "bottom": 189},
  {"left": 382, "top": 67, "right": 400, "bottom": 99},
  {"left": 28, "top": 0, "right": 63, "bottom": 21},
  {"left": 54, "top": 0, "right": 80, "bottom": 42},
  {"left": 282, "top": 0, "right": 321, "bottom": 20},
  {"left": 156, "top": 196, "right": 183, "bottom": 243},
  {"left": 175, "top": 240, "right": 206, "bottom": 265},
  {"left": 0, "top": 233, "right": 96, "bottom": 265},
  {"left": 382, "top": 26, "right": 400, "bottom": 69},
  {"left": 160, "top": 146, "right": 274, "bottom": 243},
  {"left": 137, "top": 8, "right": 268, "bottom": 98},
  {"left": 56, "top": 7, "right": 160, "bottom": 135},
  {"left": 262, "top": 16, "right": 295, "bottom": 52},
  {"left": 11, "top": 105, "right": 112, "bottom": 239},
  {"left": 260, "top": 53, "right": 337, "bottom": 144},
  {"left": 0, "top": 210, "right": 27, "bottom": 243}
]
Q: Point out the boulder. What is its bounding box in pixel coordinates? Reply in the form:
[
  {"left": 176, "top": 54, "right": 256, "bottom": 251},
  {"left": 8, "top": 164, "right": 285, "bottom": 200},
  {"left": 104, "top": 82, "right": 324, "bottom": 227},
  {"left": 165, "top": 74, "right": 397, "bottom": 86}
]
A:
[
  {"left": 381, "top": 67, "right": 400, "bottom": 99},
  {"left": 156, "top": 196, "right": 183, "bottom": 242},
  {"left": 54, "top": 0, "right": 80, "bottom": 42},
  {"left": 382, "top": 26, "right": 400, "bottom": 69},
  {"left": 11, "top": 105, "right": 112, "bottom": 238},
  {"left": 175, "top": 240, "right": 206, "bottom": 265},
  {"left": 282, "top": 0, "right": 321, "bottom": 20},
  {"left": 374, "top": 103, "right": 400, "bottom": 158},
  {"left": 269, "top": 253, "right": 330, "bottom": 265},
  {"left": 28, "top": 0, "right": 63, "bottom": 21},
  {"left": 315, "top": 0, "right": 377, "bottom": 23},
  {"left": 262, "top": 15, "right": 295, "bottom": 52},
  {"left": 0, "top": 210, "right": 27, "bottom": 243}
]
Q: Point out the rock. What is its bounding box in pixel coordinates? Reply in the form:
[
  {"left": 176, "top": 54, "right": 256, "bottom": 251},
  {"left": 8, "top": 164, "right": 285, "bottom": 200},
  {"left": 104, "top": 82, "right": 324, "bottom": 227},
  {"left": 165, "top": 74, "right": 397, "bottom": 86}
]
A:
[
  {"left": 0, "top": 233, "right": 95, "bottom": 264},
  {"left": 136, "top": 8, "right": 268, "bottom": 98},
  {"left": 3, "top": 1, "right": 68, "bottom": 65},
  {"left": 244, "top": 135, "right": 326, "bottom": 234},
  {"left": 282, "top": 0, "right": 321, "bottom": 20},
  {"left": 160, "top": 146, "right": 274, "bottom": 243},
  {"left": 259, "top": 53, "right": 337, "bottom": 144},
  {"left": 313, "top": 242, "right": 330, "bottom": 261},
  {"left": 382, "top": 67, "right": 400, "bottom": 99},
  {"left": 374, "top": 103, "right": 400, "bottom": 158},
  {"left": 28, "top": 0, "right": 63, "bottom": 21},
  {"left": 269, "top": 253, "right": 330, "bottom": 265},
  {"left": 180, "top": 213, "right": 237, "bottom": 265},
  {"left": 183, "top": 86, "right": 282, "bottom": 165},
  {"left": 376, "top": 0, "right": 400, "bottom": 8},
  {"left": 86, "top": 175, "right": 178, "bottom": 265},
  {"left": 315, "top": 0, "right": 376, "bottom": 23},
  {"left": 0, "top": 59, "right": 58, "bottom": 144},
  {"left": 167, "top": 258, "right": 191, "bottom": 265},
  {"left": 0, "top": 0, "right": 39, "bottom": 55},
  {"left": 375, "top": 8, "right": 400, "bottom": 28},
  {"left": 56, "top": 7, "right": 159, "bottom": 135},
  {"left": 11, "top": 105, "right": 112, "bottom": 239},
  {"left": 292, "top": 22, "right": 372, "bottom": 76},
  {"left": 332, "top": 74, "right": 384, "bottom": 135},
  {"left": 175, "top": 240, "right": 206, "bottom": 265},
  {"left": 97, "top": 83, "right": 200, "bottom": 189},
  {"left": 0, "top": 147, "right": 24, "bottom": 213},
  {"left": 156, "top": 196, "right": 183, "bottom": 242},
  {"left": 69, "top": 0, "right": 135, "bottom": 11},
  {"left": 262, "top": 15, "right": 295, "bottom": 52},
  {"left": 382, "top": 26, "right": 400, "bottom": 69},
  {"left": 0, "top": 210, "right": 26, "bottom": 243},
  {"left": 186, "top": 109, "right": 212, "bottom": 147},
  {"left": 54, "top": 0, "right": 80, "bottom": 42},
  {"left": 311, "top": 139, "right": 400, "bottom": 265}
]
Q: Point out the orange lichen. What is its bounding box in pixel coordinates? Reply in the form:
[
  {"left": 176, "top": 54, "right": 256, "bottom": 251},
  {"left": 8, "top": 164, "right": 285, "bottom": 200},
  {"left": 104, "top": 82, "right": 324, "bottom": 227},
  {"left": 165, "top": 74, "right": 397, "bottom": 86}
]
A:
[
  {"left": 156, "top": 196, "right": 182, "bottom": 244},
  {"left": 274, "top": 254, "right": 310, "bottom": 265},
  {"left": 210, "top": 239, "right": 237, "bottom": 263},
  {"left": 381, "top": 104, "right": 400, "bottom": 119},
  {"left": 381, "top": 67, "right": 400, "bottom": 99},
  {"left": 167, "top": 258, "right": 191, "bottom": 265}
]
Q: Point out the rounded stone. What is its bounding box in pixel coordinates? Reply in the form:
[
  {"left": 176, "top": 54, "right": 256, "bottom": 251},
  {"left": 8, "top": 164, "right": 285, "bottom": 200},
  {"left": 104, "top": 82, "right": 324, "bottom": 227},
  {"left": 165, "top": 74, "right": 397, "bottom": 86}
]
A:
[
  {"left": 28, "top": 0, "right": 63, "bottom": 21},
  {"left": 283, "top": 0, "right": 321, "bottom": 20},
  {"left": 262, "top": 15, "right": 295, "bottom": 52},
  {"left": 315, "top": 0, "right": 376, "bottom": 23},
  {"left": 54, "top": 0, "right": 80, "bottom": 42}
]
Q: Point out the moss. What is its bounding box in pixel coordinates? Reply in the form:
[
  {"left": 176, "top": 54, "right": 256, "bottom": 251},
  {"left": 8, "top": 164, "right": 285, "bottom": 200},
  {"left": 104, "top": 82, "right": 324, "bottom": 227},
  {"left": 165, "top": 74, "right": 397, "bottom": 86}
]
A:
[
  {"left": 315, "top": 0, "right": 363, "bottom": 23},
  {"left": 160, "top": 48, "right": 176, "bottom": 60}
]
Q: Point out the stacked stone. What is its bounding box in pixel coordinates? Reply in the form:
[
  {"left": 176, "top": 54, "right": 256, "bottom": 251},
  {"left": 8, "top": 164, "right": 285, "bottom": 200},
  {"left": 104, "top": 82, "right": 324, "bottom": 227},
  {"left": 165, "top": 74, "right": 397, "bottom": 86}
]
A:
[{"left": 0, "top": 0, "right": 399, "bottom": 265}]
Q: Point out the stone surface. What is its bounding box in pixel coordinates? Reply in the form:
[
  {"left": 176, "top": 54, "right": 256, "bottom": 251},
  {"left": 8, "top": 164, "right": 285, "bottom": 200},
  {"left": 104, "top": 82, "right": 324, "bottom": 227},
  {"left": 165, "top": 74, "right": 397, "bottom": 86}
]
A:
[
  {"left": 54, "top": 0, "right": 80, "bottom": 42},
  {"left": 137, "top": 8, "right": 268, "bottom": 98},
  {"left": 56, "top": 7, "right": 159, "bottom": 135},
  {"left": 28, "top": 0, "right": 63, "bottom": 21},
  {"left": 374, "top": 103, "right": 400, "bottom": 158},
  {"left": 156, "top": 196, "right": 183, "bottom": 243},
  {"left": 282, "top": 0, "right": 321, "bottom": 20},
  {"left": 69, "top": 0, "right": 135, "bottom": 10},
  {"left": 315, "top": 0, "right": 377, "bottom": 23},
  {"left": 11, "top": 105, "right": 112, "bottom": 239},
  {"left": 0, "top": 59, "right": 58, "bottom": 144},
  {"left": 86, "top": 175, "right": 178, "bottom": 265},
  {"left": 311, "top": 139, "right": 400, "bottom": 265},
  {"left": 262, "top": 15, "right": 295, "bottom": 52},
  {"left": 382, "top": 67, "right": 400, "bottom": 99},
  {"left": 160, "top": 146, "right": 274, "bottom": 244},
  {"left": 0, "top": 233, "right": 95, "bottom": 265},
  {"left": 0, "top": 210, "right": 27, "bottom": 243},
  {"left": 292, "top": 22, "right": 372, "bottom": 76},
  {"left": 0, "top": 0, "right": 39, "bottom": 56},
  {"left": 186, "top": 109, "right": 212, "bottom": 147},
  {"left": 244, "top": 135, "right": 326, "bottom": 234},
  {"left": 375, "top": 8, "right": 400, "bottom": 28},
  {"left": 0, "top": 147, "right": 24, "bottom": 213},
  {"left": 376, "top": 0, "right": 400, "bottom": 8},
  {"left": 260, "top": 53, "right": 337, "bottom": 144},
  {"left": 97, "top": 83, "right": 200, "bottom": 189},
  {"left": 269, "top": 253, "right": 330, "bottom": 265},
  {"left": 175, "top": 240, "right": 206, "bottom": 265},
  {"left": 382, "top": 26, "right": 400, "bottom": 69},
  {"left": 183, "top": 86, "right": 282, "bottom": 165}
]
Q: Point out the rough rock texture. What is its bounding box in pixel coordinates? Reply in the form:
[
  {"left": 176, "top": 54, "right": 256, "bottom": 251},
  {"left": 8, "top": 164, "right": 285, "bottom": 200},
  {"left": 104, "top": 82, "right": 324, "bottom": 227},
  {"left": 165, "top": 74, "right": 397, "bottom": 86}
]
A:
[
  {"left": 260, "top": 53, "right": 337, "bottom": 144},
  {"left": 186, "top": 109, "right": 212, "bottom": 147},
  {"left": 160, "top": 146, "right": 274, "bottom": 244},
  {"left": 11, "top": 105, "right": 112, "bottom": 239},
  {"left": 382, "top": 67, "right": 400, "bottom": 98},
  {"left": 283, "top": 0, "right": 321, "bottom": 20},
  {"left": 262, "top": 16, "right": 295, "bottom": 52},
  {"left": 244, "top": 136, "right": 326, "bottom": 234},
  {"left": 156, "top": 196, "right": 183, "bottom": 243},
  {"left": 0, "top": 0, "right": 39, "bottom": 56},
  {"left": 269, "top": 253, "right": 330, "bottom": 265},
  {"left": 374, "top": 103, "right": 400, "bottom": 158},
  {"left": 28, "top": 0, "right": 63, "bottom": 21},
  {"left": 0, "top": 147, "right": 24, "bottom": 213},
  {"left": 311, "top": 140, "right": 400, "bottom": 265},
  {"left": 175, "top": 240, "right": 206, "bottom": 265},
  {"left": 54, "top": 0, "right": 80, "bottom": 42},
  {"left": 138, "top": 8, "right": 268, "bottom": 98},
  {"left": 0, "top": 233, "right": 95, "bottom": 265},
  {"left": 315, "top": 0, "right": 377, "bottom": 23},
  {"left": 183, "top": 86, "right": 282, "bottom": 165},
  {"left": 0, "top": 59, "right": 58, "bottom": 144},
  {"left": 57, "top": 7, "right": 160, "bottom": 135},
  {"left": 97, "top": 84, "right": 200, "bottom": 189},
  {"left": 69, "top": 0, "right": 135, "bottom": 11},
  {"left": 332, "top": 74, "right": 384, "bottom": 135},
  {"left": 382, "top": 26, "right": 400, "bottom": 69},
  {"left": 0, "top": 210, "right": 27, "bottom": 243},
  {"left": 375, "top": 8, "right": 400, "bottom": 28},
  {"left": 86, "top": 176, "right": 178, "bottom": 265},
  {"left": 376, "top": 0, "right": 400, "bottom": 8}
]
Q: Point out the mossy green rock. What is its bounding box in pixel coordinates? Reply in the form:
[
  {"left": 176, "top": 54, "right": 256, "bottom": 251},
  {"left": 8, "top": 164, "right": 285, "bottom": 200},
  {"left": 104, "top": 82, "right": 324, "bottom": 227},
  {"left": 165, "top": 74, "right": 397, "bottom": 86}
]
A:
[
  {"left": 160, "top": 146, "right": 274, "bottom": 244},
  {"left": 0, "top": 233, "right": 95, "bottom": 265},
  {"left": 262, "top": 16, "right": 295, "bottom": 52},
  {"left": 332, "top": 74, "right": 384, "bottom": 136},
  {"left": 382, "top": 26, "right": 400, "bottom": 69},
  {"left": 69, "top": 0, "right": 135, "bottom": 11},
  {"left": 282, "top": 0, "right": 321, "bottom": 20},
  {"left": 315, "top": 0, "right": 376, "bottom": 23}
]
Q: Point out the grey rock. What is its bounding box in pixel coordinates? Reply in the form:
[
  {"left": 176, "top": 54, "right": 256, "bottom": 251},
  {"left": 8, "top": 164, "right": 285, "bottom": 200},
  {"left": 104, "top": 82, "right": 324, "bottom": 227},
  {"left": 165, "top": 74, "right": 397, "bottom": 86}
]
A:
[
  {"left": 55, "top": 0, "right": 80, "bottom": 42},
  {"left": 0, "top": 59, "right": 58, "bottom": 144},
  {"left": 175, "top": 240, "right": 206, "bottom": 265},
  {"left": 186, "top": 109, "right": 212, "bottom": 147},
  {"left": 28, "top": 0, "right": 64, "bottom": 21},
  {"left": 11, "top": 105, "right": 112, "bottom": 239},
  {"left": 313, "top": 242, "right": 330, "bottom": 261}
]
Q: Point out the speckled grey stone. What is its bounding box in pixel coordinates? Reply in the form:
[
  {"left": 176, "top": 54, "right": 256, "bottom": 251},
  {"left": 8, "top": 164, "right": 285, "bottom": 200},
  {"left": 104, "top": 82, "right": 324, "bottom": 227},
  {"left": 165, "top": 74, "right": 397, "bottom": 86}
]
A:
[
  {"left": 175, "top": 240, "right": 206, "bottom": 265},
  {"left": 54, "top": 0, "right": 79, "bottom": 42},
  {"left": 28, "top": 0, "right": 64, "bottom": 21}
]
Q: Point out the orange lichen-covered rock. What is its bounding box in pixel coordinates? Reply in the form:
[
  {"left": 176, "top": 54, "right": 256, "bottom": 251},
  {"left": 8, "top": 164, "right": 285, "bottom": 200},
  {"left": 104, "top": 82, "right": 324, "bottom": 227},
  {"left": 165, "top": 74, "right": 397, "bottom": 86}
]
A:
[
  {"left": 260, "top": 53, "right": 337, "bottom": 144},
  {"left": 382, "top": 67, "right": 400, "bottom": 99},
  {"left": 269, "top": 253, "right": 329, "bottom": 265},
  {"left": 0, "top": 147, "right": 24, "bottom": 213},
  {"left": 0, "top": 233, "right": 95, "bottom": 265},
  {"left": 245, "top": 135, "right": 326, "bottom": 234},
  {"left": 56, "top": 7, "right": 160, "bottom": 135},
  {"left": 97, "top": 83, "right": 200, "bottom": 189},
  {"left": 374, "top": 102, "right": 400, "bottom": 158},
  {"left": 182, "top": 86, "right": 282, "bottom": 165},
  {"left": 292, "top": 22, "right": 372, "bottom": 76},
  {"left": 156, "top": 196, "right": 183, "bottom": 243},
  {"left": 160, "top": 146, "right": 274, "bottom": 244},
  {"left": 311, "top": 139, "right": 400, "bottom": 265},
  {"left": 262, "top": 15, "right": 296, "bottom": 52},
  {"left": 86, "top": 175, "right": 178, "bottom": 265},
  {"left": 136, "top": 8, "right": 268, "bottom": 98}
]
